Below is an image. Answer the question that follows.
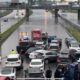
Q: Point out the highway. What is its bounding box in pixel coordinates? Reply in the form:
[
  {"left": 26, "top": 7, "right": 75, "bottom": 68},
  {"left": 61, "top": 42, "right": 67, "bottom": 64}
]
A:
[
  {"left": 1, "top": 9, "right": 25, "bottom": 33},
  {"left": 1, "top": 10, "right": 70, "bottom": 79}
]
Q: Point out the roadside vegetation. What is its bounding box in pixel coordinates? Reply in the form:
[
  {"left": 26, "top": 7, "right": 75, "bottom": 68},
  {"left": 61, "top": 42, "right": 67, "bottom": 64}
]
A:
[
  {"left": 0, "top": 17, "right": 26, "bottom": 46},
  {"left": 0, "top": 10, "right": 12, "bottom": 17},
  {"left": 62, "top": 10, "right": 77, "bottom": 13},
  {"left": 67, "top": 27, "right": 80, "bottom": 42},
  {"left": 0, "top": 9, "right": 33, "bottom": 46}
]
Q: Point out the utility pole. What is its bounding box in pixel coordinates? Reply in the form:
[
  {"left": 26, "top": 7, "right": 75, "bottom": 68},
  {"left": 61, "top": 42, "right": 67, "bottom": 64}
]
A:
[{"left": 0, "top": 13, "right": 1, "bottom": 51}]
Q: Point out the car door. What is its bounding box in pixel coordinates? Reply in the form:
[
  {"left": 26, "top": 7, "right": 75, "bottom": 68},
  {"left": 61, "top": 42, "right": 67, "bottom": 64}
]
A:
[
  {"left": 37, "top": 52, "right": 44, "bottom": 59},
  {"left": 45, "top": 52, "right": 53, "bottom": 59}
]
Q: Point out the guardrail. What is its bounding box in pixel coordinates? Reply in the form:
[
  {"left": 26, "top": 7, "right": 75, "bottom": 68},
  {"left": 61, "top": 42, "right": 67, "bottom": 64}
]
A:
[{"left": 16, "top": 78, "right": 64, "bottom": 80}]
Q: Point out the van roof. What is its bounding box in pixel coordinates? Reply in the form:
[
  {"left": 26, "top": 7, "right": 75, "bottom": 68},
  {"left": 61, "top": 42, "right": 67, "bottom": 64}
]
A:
[
  {"left": 31, "top": 59, "right": 42, "bottom": 62},
  {"left": 50, "top": 43, "right": 59, "bottom": 46}
]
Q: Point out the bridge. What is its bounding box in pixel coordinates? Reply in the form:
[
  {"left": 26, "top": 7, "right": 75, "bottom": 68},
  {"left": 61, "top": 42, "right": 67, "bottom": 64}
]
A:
[{"left": 0, "top": 2, "right": 80, "bottom": 23}]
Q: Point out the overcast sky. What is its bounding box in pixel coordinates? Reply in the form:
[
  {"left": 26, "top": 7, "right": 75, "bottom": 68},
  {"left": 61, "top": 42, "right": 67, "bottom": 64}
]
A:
[{"left": 0, "top": 0, "right": 78, "bottom": 2}]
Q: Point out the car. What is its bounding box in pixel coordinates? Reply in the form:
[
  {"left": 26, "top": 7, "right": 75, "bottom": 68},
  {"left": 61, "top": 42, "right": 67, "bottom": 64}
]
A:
[
  {"left": 29, "top": 51, "right": 38, "bottom": 59},
  {"left": 48, "top": 43, "right": 60, "bottom": 52},
  {"left": 5, "top": 54, "right": 23, "bottom": 68},
  {"left": 35, "top": 50, "right": 59, "bottom": 63},
  {"left": 51, "top": 39, "right": 59, "bottom": 44},
  {"left": 42, "top": 32, "right": 48, "bottom": 44},
  {"left": 0, "top": 67, "right": 16, "bottom": 80},
  {"left": 4, "top": 19, "right": 8, "bottom": 22},
  {"left": 58, "top": 49, "right": 69, "bottom": 64},
  {"left": 59, "top": 49, "right": 69, "bottom": 58},
  {"left": 65, "top": 37, "right": 76, "bottom": 48},
  {"left": 69, "top": 42, "right": 80, "bottom": 52},
  {"left": 0, "top": 76, "right": 11, "bottom": 80},
  {"left": 48, "top": 35, "right": 56, "bottom": 43},
  {"left": 28, "top": 59, "right": 44, "bottom": 74},
  {"left": 69, "top": 40, "right": 79, "bottom": 47},
  {"left": 29, "top": 49, "right": 46, "bottom": 59},
  {"left": 35, "top": 41, "right": 45, "bottom": 48},
  {"left": 26, "top": 47, "right": 43, "bottom": 58}
]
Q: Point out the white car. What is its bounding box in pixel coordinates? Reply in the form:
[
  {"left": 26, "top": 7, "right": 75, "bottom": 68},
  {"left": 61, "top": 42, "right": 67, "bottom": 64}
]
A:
[
  {"left": 29, "top": 50, "right": 46, "bottom": 59},
  {"left": 69, "top": 47, "right": 80, "bottom": 52},
  {"left": 29, "top": 51, "right": 38, "bottom": 59},
  {"left": 51, "top": 39, "right": 59, "bottom": 44},
  {"left": 5, "top": 54, "right": 23, "bottom": 68},
  {"left": 69, "top": 41, "right": 80, "bottom": 52},
  {"left": 35, "top": 41, "right": 44, "bottom": 48},
  {"left": 0, "top": 67, "right": 16, "bottom": 79},
  {"left": 28, "top": 59, "right": 44, "bottom": 74}
]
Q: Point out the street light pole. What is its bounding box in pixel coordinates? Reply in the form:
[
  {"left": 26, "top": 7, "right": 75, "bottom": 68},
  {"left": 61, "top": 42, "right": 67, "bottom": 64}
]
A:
[{"left": 0, "top": 14, "right": 1, "bottom": 51}]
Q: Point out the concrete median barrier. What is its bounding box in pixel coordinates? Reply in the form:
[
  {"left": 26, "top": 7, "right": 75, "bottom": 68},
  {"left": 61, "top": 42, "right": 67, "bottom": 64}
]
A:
[
  {"left": 0, "top": 17, "right": 26, "bottom": 46},
  {"left": 58, "top": 13, "right": 80, "bottom": 42}
]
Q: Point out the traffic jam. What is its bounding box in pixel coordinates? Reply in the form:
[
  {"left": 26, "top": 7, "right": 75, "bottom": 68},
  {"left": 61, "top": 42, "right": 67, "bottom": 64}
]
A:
[{"left": 0, "top": 29, "right": 80, "bottom": 80}]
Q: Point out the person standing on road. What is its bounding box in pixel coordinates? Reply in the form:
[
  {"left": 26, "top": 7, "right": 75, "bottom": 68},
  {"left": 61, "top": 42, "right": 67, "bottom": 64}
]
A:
[
  {"left": 45, "top": 66, "right": 52, "bottom": 80},
  {"left": 64, "top": 58, "right": 77, "bottom": 80},
  {"left": 11, "top": 49, "right": 16, "bottom": 54},
  {"left": 74, "top": 58, "right": 80, "bottom": 80},
  {"left": 54, "top": 65, "right": 65, "bottom": 80}
]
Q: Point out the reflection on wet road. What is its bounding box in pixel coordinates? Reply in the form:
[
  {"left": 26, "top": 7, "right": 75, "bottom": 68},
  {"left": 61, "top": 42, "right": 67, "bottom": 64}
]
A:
[{"left": 1, "top": 10, "right": 70, "bottom": 79}]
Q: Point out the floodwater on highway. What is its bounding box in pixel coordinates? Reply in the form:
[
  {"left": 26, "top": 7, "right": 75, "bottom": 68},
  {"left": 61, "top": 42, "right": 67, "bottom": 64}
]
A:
[{"left": 1, "top": 10, "right": 70, "bottom": 58}]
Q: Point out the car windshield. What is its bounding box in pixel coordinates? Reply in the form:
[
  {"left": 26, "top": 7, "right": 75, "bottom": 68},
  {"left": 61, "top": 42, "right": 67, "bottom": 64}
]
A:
[
  {"left": 36, "top": 44, "right": 43, "bottom": 46},
  {"left": 27, "top": 47, "right": 36, "bottom": 53},
  {"left": 50, "top": 46, "right": 58, "bottom": 49},
  {"left": 61, "top": 52, "right": 68, "bottom": 55},
  {"left": 7, "top": 58, "right": 18, "bottom": 61},
  {"left": 71, "top": 43, "right": 79, "bottom": 47},
  {"left": 1, "top": 67, "right": 12, "bottom": 74},
  {"left": 31, "top": 62, "right": 42, "bottom": 65}
]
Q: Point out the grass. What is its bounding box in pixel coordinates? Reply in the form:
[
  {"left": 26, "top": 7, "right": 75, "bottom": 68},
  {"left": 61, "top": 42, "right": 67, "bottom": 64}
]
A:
[
  {"left": 0, "top": 10, "right": 12, "bottom": 17},
  {"left": 67, "top": 27, "right": 80, "bottom": 42},
  {"left": 0, "top": 17, "right": 26, "bottom": 46},
  {"left": 63, "top": 10, "right": 77, "bottom": 13},
  {"left": 0, "top": 9, "right": 33, "bottom": 46}
]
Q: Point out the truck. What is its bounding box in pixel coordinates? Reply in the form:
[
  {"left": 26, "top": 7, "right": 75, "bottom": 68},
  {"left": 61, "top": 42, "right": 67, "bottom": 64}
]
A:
[
  {"left": 16, "top": 32, "right": 35, "bottom": 54},
  {"left": 31, "top": 29, "right": 42, "bottom": 42}
]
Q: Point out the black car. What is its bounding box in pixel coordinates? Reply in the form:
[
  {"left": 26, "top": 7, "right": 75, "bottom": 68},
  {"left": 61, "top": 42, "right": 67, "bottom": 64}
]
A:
[{"left": 4, "top": 19, "right": 8, "bottom": 22}]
